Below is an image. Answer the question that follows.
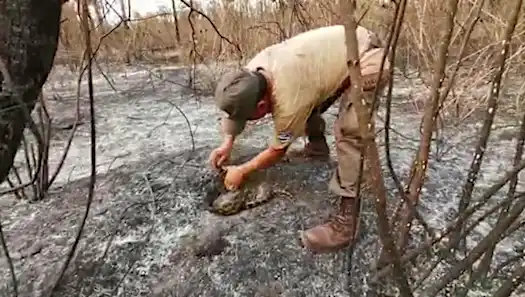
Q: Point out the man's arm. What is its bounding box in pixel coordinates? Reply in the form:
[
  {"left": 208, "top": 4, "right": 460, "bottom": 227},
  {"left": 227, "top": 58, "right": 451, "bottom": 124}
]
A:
[
  {"left": 239, "top": 145, "right": 287, "bottom": 174},
  {"left": 237, "top": 101, "right": 316, "bottom": 175},
  {"left": 218, "top": 117, "right": 243, "bottom": 150},
  {"left": 210, "top": 118, "right": 241, "bottom": 169},
  {"left": 219, "top": 133, "right": 235, "bottom": 150}
]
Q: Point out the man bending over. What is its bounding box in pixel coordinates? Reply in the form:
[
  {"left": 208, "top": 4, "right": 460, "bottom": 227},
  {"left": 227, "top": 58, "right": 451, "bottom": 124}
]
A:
[{"left": 209, "top": 25, "right": 390, "bottom": 254}]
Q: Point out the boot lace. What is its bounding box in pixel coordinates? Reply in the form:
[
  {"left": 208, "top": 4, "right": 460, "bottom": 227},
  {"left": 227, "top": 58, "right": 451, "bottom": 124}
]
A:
[{"left": 327, "top": 214, "right": 354, "bottom": 234}]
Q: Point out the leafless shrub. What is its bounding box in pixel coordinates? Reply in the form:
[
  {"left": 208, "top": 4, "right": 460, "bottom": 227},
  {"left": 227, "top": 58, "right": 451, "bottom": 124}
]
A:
[
  {"left": 370, "top": 0, "right": 525, "bottom": 296},
  {"left": 2, "top": 0, "right": 525, "bottom": 296}
]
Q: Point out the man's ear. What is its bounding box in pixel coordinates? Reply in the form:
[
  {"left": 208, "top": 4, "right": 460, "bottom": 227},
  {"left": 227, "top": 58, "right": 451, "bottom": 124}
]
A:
[
  {"left": 256, "top": 98, "right": 270, "bottom": 112},
  {"left": 256, "top": 100, "right": 266, "bottom": 109}
]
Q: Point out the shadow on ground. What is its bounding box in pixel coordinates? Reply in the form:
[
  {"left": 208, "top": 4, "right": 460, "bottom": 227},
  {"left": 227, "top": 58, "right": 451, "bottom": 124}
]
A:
[{"left": 0, "top": 145, "right": 387, "bottom": 297}]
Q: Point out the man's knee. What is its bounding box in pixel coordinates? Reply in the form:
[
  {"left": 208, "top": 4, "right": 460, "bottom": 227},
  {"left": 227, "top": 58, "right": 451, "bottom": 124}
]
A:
[
  {"left": 306, "top": 112, "right": 326, "bottom": 139},
  {"left": 334, "top": 105, "right": 360, "bottom": 141},
  {"left": 329, "top": 139, "right": 362, "bottom": 197},
  {"left": 331, "top": 120, "right": 366, "bottom": 198}
]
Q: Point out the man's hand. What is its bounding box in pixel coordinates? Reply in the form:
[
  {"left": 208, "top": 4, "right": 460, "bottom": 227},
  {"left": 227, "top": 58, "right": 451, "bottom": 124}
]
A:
[
  {"left": 209, "top": 135, "right": 235, "bottom": 169},
  {"left": 209, "top": 146, "right": 232, "bottom": 169},
  {"left": 222, "top": 146, "right": 287, "bottom": 190},
  {"left": 223, "top": 165, "right": 247, "bottom": 190}
]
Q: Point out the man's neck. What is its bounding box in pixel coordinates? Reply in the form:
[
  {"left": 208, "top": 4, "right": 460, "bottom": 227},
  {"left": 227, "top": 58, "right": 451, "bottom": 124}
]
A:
[{"left": 259, "top": 69, "right": 274, "bottom": 112}]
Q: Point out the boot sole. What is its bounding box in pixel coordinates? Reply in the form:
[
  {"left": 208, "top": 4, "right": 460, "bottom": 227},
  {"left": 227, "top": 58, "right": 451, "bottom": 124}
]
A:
[{"left": 299, "top": 234, "right": 350, "bottom": 254}]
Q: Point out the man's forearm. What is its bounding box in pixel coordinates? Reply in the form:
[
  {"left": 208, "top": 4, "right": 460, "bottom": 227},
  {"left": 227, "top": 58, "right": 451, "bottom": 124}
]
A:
[
  {"left": 240, "top": 146, "right": 287, "bottom": 174},
  {"left": 220, "top": 134, "right": 235, "bottom": 150}
]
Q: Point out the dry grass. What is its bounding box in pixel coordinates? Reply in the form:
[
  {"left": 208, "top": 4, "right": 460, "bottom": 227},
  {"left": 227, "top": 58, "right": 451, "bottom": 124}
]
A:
[
  {"left": 55, "top": 0, "right": 525, "bottom": 113},
  {"left": 3, "top": 2, "right": 525, "bottom": 296}
]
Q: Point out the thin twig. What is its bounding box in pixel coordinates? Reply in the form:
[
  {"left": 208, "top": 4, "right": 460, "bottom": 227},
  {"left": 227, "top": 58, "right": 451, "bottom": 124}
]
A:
[
  {"left": 47, "top": 57, "right": 85, "bottom": 187},
  {"left": 449, "top": 0, "right": 522, "bottom": 253},
  {"left": 0, "top": 217, "right": 17, "bottom": 297},
  {"left": 375, "top": 159, "right": 525, "bottom": 278},
  {"left": 397, "top": 0, "right": 460, "bottom": 253},
  {"left": 424, "top": 192, "right": 525, "bottom": 295},
  {"left": 0, "top": 65, "right": 45, "bottom": 197},
  {"left": 179, "top": 0, "right": 242, "bottom": 59},
  {"left": 473, "top": 95, "right": 525, "bottom": 281},
  {"left": 48, "top": 1, "right": 98, "bottom": 294},
  {"left": 491, "top": 260, "right": 525, "bottom": 297}
]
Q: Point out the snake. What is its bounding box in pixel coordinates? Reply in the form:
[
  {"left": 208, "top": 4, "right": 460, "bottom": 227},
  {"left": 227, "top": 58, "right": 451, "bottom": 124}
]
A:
[{"left": 203, "top": 167, "right": 278, "bottom": 216}]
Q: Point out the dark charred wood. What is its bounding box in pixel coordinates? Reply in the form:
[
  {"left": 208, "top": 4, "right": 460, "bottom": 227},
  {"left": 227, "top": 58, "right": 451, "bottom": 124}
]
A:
[{"left": 0, "top": 0, "right": 62, "bottom": 185}]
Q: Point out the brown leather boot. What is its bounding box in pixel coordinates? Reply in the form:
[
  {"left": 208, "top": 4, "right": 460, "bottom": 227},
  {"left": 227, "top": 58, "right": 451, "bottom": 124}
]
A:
[
  {"left": 304, "top": 137, "right": 330, "bottom": 157},
  {"left": 287, "top": 136, "right": 330, "bottom": 160},
  {"left": 299, "top": 197, "right": 361, "bottom": 253}
]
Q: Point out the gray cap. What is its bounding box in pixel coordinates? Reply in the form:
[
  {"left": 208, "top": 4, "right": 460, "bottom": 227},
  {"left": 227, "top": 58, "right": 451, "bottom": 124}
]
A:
[{"left": 214, "top": 69, "right": 266, "bottom": 135}]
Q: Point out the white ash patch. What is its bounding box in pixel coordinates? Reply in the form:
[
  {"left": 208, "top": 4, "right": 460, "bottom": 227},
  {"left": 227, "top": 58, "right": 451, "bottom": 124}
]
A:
[{"left": 1, "top": 65, "right": 524, "bottom": 296}]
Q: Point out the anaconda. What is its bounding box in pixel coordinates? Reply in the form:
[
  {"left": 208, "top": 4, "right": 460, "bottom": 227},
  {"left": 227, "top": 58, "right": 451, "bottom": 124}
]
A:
[{"left": 204, "top": 168, "right": 277, "bottom": 216}]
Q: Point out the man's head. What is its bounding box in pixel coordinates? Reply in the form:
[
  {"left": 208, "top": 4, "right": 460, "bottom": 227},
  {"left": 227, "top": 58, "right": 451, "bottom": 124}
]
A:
[{"left": 214, "top": 68, "right": 270, "bottom": 135}]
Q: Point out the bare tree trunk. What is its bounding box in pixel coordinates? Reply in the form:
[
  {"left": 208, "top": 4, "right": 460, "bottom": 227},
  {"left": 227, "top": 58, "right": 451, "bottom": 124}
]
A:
[
  {"left": 118, "top": 0, "right": 129, "bottom": 28},
  {"left": 92, "top": 0, "right": 104, "bottom": 28},
  {"left": 278, "top": 0, "right": 289, "bottom": 38},
  {"left": 171, "top": 0, "right": 181, "bottom": 43},
  {"left": 396, "top": 0, "right": 459, "bottom": 252},
  {"left": 340, "top": 0, "right": 413, "bottom": 296},
  {"left": 0, "top": 0, "right": 62, "bottom": 186},
  {"left": 424, "top": 0, "right": 524, "bottom": 294}
]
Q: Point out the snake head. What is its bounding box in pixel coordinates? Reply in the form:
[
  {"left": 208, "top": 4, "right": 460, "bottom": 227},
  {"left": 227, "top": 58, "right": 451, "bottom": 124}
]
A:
[
  {"left": 201, "top": 168, "right": 228, "bottom": 208},
  {"left": 217, "top": 166, "right": 227, "bottom": 177},
  {"left": 210, "top": 190, "right": 244, "bottom": 216}
]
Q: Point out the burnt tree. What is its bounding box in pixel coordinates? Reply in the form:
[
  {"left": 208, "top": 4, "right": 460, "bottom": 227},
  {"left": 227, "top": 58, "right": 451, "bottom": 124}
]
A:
[{"left": 0, "top": 0, "right": 63, "bottom": 185}]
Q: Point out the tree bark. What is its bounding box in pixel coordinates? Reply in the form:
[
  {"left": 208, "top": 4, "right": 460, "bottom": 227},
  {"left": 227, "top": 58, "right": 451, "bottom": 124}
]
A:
[
  {"left": 171, "top": 0, "right": 181, "bottom": 43},
  {"left": 0, "top": 0, "right": 62, "bottom": 185}
]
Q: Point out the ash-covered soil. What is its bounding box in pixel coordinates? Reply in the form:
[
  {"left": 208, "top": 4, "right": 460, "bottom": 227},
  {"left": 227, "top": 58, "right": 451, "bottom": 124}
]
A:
[{"left": 1, "top": 63, "right": 525, "bottom": 297}]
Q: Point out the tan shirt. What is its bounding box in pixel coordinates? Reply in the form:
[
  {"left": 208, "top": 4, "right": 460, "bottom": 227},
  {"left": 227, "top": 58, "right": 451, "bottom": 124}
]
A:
[{"left": 245, "top": 25, "right": 385, "bottom": 149}]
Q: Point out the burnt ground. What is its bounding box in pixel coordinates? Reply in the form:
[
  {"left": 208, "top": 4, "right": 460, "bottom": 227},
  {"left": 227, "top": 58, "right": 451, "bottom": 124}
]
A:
[{"left": 1, "top": 63, "right": 525, "bottom": 297}]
